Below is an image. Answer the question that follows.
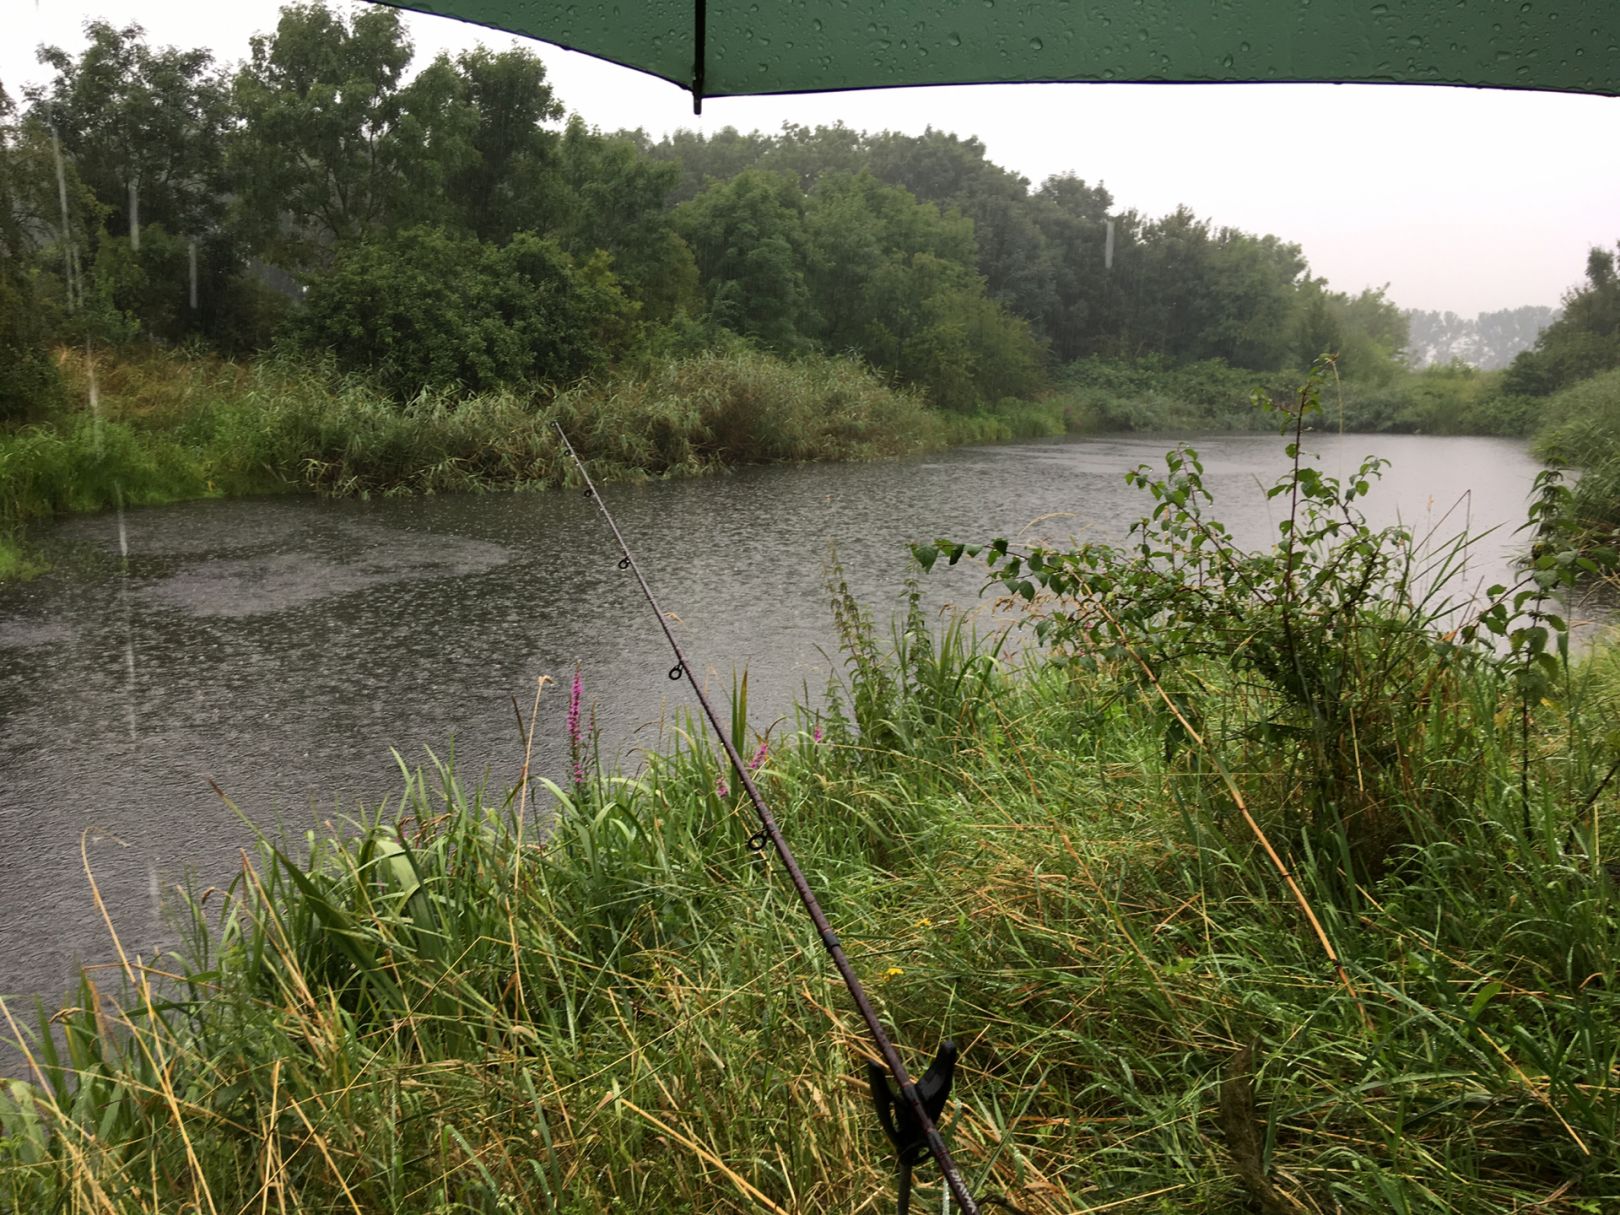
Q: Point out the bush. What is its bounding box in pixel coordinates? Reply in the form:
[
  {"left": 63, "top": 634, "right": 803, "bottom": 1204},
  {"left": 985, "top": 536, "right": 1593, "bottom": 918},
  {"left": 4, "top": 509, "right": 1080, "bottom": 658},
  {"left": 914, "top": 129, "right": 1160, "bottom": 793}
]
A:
[
  {"left": 555, "top": 347, "right": 940, "bottom": 470},
  {"left": 0, "top": 270, "right": 64, "bottom": 425},
  {"left": 1532, "top": 366, "right": 1620, "bottom": 535},
  {"left": 919, "top": 366, "right": 1591, "bottom": 884},
  {"left": 292, "top": 226, "right": 638, "bottom": 398},
  {"left": 1336, "top": 363, "right": 1520, "bottom": 435},
  {"left": 1055, "top": 355, "right": 1290, "bottom": 430}
]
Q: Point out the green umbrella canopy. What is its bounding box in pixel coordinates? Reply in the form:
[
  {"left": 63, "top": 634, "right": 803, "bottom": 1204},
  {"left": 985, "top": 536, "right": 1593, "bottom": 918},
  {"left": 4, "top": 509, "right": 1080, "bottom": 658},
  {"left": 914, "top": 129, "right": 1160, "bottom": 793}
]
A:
[{"left": 383, "top": 0, "right": 1620, "bottom": 110}]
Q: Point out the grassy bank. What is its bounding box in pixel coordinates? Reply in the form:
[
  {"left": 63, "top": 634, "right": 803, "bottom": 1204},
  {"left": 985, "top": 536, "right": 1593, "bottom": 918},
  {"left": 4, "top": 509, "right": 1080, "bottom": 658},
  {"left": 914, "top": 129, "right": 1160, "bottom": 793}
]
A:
[
  {"left": 1049, "top": 356, "right": 1536, "bottom": 437},
  {"left": 1533, "top": 367, "right": 1620, "bottom": 537},
  {"left": 1054, "top": 356, "right": 1296, "bottom": 432},
  {"left": 1, "top": 608, "right": 1616, "bottom": 1212},
  {"left": 5, "top": 344, "right": 1569, "bottom": 581},
  {"left": 0, "top": 347, "right": 1098, "bottom": 580},
  {"left": 3, "top": 429, "right": 1617, "bottom": 1213},
  {"left": 1052, "top": 354, "right": 1581, "bottom": 441}
]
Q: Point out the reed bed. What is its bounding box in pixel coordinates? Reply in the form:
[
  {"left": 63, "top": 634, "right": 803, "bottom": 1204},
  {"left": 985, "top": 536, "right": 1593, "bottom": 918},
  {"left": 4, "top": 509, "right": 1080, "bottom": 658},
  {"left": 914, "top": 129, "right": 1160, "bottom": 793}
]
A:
[
  {"left": 0, "top": 346, "right": 1093, "bottom": 578},
  {"left": 1533, "top": 366, "right": 1620, "bottom": 538}
]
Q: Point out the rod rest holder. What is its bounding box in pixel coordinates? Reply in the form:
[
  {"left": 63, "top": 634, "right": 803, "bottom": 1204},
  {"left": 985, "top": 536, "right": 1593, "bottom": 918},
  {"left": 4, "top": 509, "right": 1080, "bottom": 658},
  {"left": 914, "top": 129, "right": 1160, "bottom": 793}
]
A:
[{"left": 868, "top": 1040, "right": 959, "bottom": 1214}]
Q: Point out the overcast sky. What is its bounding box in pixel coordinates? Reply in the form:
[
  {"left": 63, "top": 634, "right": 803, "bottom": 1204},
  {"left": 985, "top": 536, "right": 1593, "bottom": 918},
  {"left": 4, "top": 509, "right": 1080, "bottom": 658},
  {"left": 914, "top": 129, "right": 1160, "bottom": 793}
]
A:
[{"left": 5, "top": 0, "right": 1617, "bottom": 316}]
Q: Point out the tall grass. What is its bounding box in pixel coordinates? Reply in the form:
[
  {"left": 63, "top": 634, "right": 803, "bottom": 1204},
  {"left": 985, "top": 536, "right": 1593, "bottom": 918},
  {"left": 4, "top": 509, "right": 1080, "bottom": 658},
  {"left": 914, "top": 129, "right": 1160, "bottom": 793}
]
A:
[
  {"left": 936, "top": 394, "right": 1102, "bottom": 445},
  {"left": 1055, "top": 356, "right": 1298, "bottom": 432},
  {"left": 0, "top": 347, "right": 933, "bottom": 560},
  {"left": 1533, "top": 366, "right": 1620, "bottom": 536},
  {"left": 0, "top": 346, "right": 1100, "bottom": 578},
  {"left": 1054, "top": 356, "right": 1543, "bottom": 439},
  {"left": 2, "top": 565, "right": 1617, "bottom": 1212},
  {"left": 4, "top": 368, "right": 1615, "bottom": 1213}
]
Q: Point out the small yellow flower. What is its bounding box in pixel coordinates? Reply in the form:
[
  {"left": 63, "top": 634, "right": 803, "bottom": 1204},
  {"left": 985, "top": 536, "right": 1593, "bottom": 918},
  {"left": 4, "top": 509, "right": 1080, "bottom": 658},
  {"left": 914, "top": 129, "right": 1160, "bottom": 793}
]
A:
[
  {"left": 915, "top": 917, "right": 933, "bottom": 929},
  {"left": 881, "top": 966, "right": 905, "bottom": 982}
]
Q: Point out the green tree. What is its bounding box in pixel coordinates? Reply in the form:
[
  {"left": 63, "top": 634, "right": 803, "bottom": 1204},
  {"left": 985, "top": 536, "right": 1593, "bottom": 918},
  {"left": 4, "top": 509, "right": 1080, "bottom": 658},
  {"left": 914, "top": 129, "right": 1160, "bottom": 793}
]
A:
[
  {"left": 555, "top": 118, "right": 697, "bottom": 323},
  {"left": 1333, "top": 285, "right": 1409, "bottom": 383},
  {"left": 860, "top": 251, "right": 1042, "bottom": 410},
  {"left": 0, "top": 85, "right": 67, "bottom": 422},
  {"left": 646, "top": 120, "right": 1377, "bottom": 383},
  {"left": 382, "top": 54, "right": 480, "bottom": 233},
  {"left": 439, "top": 47, "right": 564, "bottom": 241},
  {"left": 1290, "top": 278, "right": 1406, "bottom": 382},
  {"left": 27, "top": 21, "right": 229, "bottom": 241},
  {"left": 1031, "top": 174, "right": 1115, "bottom": 362},
  {"left": 294, "top": 226, "right": 636, "bottom": 398},
  {"left": 649, "top": 126, "right": 774, "bottom": 204},
  {"left": 24, "top": 21, "right": 239, "bottom": 345},
  {"left": 675, "top": 169, "right": 810, "bottom": 351},
  {"left": 671, "top": 155, "right": 1043, "bottom": 407},
  {"left": 1200, "top": 230, "right": 1306, "bottom": 369},
  {"left": 1293, "top": 277, "right": 1342, "bottom": 368},
  {"left": 801, "top": 170, "right": 976, "bottom": 352},
  {"left": 761, "top": 122, "right": 869, "bottom": 191},
  {"left": 866, "top": 128, "right": 1057, "bottom": 326},
  {"left": 1504, "top": 243, "right": 1620, "bottom": 396},
  {"left": 230, "top": 1, "right": 417, "bottom": 267},
  {"left": 1123, "top": 207, "right": 1220, "bottom": 361}
]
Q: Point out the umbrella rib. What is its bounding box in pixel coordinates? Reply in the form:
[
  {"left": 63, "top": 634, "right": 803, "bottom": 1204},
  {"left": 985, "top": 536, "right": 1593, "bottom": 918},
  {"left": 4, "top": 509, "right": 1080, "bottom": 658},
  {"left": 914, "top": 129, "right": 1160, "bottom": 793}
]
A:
[{"left": 691, "top": 0, "right": 706, "bottom": 113}]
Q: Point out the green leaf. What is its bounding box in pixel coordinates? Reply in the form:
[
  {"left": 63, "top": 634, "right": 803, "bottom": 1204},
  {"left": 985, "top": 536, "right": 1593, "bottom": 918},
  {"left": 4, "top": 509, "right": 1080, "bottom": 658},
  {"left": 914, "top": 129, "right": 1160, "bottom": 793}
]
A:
[{"left": 1468, "top": 980, "right": 1503, "bottom": 1022}]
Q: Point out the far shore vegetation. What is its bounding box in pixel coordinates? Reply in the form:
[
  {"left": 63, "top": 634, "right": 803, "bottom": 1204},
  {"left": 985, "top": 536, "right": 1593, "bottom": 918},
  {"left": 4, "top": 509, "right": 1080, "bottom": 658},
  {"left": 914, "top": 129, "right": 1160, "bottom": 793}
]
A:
[{"left": 5, "top": 4, "right": 1617, "bottom": 580}]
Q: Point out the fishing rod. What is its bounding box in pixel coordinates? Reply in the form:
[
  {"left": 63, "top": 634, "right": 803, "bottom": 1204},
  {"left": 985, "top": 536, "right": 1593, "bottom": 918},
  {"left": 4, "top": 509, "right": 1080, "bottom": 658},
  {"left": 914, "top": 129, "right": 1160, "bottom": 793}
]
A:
[{"left": 554, "top": 423, "right": 982, "bottom": 1215}]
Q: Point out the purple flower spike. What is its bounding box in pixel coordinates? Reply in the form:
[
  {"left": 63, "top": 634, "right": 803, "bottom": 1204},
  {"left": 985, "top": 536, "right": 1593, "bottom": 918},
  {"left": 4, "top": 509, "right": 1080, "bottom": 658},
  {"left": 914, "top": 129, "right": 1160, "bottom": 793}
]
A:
[
  {"left": 567, "top": 670, "right": 583, "bottom": 748},
  {"left": 716, "top": 775, "right": 730, "bottom": 797},
  {"left": 812, "top": 724, "right": 824, "bottom": 744},
  {"left": 748, "top": 739, "right": 769, "bottom": 771},
  {"left": 568, "top": 667, "right": 585, "bottom": 785}
]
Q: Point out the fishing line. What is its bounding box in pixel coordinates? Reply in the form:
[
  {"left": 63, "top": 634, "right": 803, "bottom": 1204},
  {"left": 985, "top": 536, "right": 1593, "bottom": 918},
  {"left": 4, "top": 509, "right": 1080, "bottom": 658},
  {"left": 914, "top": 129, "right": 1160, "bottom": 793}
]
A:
[{"left": 554, "top": 423, "right": 982, "bottom": 1215}]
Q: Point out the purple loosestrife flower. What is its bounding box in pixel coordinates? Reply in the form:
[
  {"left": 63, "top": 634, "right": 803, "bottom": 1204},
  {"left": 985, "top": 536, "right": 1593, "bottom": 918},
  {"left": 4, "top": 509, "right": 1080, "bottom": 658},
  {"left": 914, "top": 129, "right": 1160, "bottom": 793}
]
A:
[
  {"left": 567, "top": 670, "right": 582, "bottom": 743},
  {"left": 568, "top": 668, "right": 584, "bottom": 785},
  {"left": 748, "top": 739, "right": 769, "bottom": 771},
  {"left": 812, "top": 723, "right": 824, "bottom": 744},
  {"left": 716, "top": 775, "right": 730, "bottom": 797}
]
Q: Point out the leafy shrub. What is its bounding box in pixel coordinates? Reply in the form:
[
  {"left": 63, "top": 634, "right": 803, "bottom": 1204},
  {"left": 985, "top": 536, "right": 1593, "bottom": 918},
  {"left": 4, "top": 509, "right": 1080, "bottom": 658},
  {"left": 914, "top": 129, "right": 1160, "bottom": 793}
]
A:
[
  {"left": 1532, "top": 366, "right": 1620, "bottom": 535},
  {"left": 292, "top": 226, "right": 638, "bottom": 398},
  {"left": 918, "top": 367, "right": 1595, "bottom": 883},
  {"left": 1503, "top": 243, "right": 1620, "bottom": 398},
  {"left": 0, "top": 270, "right": 64, "bottom": 425},
  {"left": 1055, "top": 355, "right": 1291, "bottom": 430}
]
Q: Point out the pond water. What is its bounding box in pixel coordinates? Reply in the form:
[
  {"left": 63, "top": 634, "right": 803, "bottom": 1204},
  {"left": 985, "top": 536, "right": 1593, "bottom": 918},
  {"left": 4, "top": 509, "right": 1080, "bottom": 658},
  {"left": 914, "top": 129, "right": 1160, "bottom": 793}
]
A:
[{"left": 0, "top": 431, "right": 1571, "bottom": 1011}]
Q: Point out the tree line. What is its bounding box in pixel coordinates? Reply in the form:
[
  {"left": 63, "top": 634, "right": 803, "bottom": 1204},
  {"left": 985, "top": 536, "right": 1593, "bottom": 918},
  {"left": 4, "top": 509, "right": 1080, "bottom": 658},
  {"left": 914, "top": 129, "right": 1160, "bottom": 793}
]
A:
[
  {"left": 1509, "top": 241, "right": 1620, "bottom": 538},
  {"left": 1502, "top": 244, "right": 1620, "bottom": 398},
  {"left": 3, "top": 3, "right": 1417, "bottom": 425},
  {"left": 1404, "top": 305, "right": 1558, "bottom": 372}
]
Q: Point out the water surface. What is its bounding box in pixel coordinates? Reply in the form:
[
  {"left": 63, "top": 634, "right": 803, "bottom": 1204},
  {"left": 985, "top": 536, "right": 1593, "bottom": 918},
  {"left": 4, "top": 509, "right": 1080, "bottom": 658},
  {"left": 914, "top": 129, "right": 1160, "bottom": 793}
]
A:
[{"left": 0, "top": 432, "right": 1559, "bottom": 1008}]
